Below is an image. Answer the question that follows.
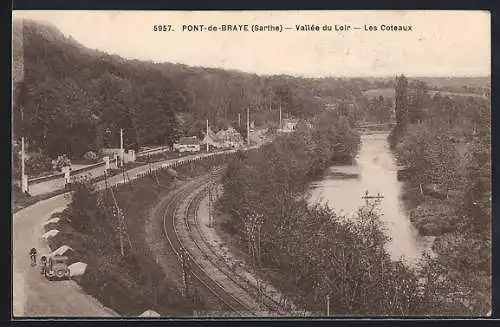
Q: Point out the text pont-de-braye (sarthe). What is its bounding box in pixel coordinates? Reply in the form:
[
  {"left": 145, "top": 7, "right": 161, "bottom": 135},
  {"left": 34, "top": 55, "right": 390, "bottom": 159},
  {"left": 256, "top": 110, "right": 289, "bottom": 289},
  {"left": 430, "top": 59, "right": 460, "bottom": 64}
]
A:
[{"left": 152, "top": 24, "right": 414, "bottom": 33}]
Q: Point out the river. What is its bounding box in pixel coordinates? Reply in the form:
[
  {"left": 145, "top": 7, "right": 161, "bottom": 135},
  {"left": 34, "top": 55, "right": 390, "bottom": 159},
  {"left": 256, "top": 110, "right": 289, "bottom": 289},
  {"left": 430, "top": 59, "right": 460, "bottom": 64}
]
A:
[{"left": 308, "top": 132, "right": 434, "bottom": 265}]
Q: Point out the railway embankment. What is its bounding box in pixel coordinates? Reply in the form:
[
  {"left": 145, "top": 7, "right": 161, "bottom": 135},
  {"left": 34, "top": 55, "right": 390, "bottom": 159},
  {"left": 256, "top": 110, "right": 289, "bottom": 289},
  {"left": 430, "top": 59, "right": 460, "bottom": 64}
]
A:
[{"left": 45, "top": 155, "right": 232, "bottom": 316}]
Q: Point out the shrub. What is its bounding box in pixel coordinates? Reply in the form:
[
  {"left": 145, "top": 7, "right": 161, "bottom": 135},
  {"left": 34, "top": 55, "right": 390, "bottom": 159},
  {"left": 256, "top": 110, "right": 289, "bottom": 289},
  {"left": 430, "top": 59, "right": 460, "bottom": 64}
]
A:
[
  {"left": 83, "top": 151, "right": 99, "bottom": 163},
  {"left": 26, "top": 149, "right": 52, "bottom": 175},
  {"left": 53, "top": 154, "right": 71, "bottom": 171}
]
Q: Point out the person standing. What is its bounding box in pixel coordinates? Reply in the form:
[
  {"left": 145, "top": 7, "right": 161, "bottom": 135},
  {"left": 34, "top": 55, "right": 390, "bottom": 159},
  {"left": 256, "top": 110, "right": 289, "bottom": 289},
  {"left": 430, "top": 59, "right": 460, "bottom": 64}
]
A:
[
  {"left": 40, "top": 255, "right": 47, "bottom": 275},
  {"left": 29, "top": 248, "right": 37, "bottom": 266}
]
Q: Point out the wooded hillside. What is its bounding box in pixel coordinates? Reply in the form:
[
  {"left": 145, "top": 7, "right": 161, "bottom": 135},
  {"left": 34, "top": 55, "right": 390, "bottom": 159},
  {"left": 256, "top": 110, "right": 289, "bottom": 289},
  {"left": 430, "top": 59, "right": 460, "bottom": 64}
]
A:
[{"left": 12, "top": 18, "right": 365, "bottom": 160}]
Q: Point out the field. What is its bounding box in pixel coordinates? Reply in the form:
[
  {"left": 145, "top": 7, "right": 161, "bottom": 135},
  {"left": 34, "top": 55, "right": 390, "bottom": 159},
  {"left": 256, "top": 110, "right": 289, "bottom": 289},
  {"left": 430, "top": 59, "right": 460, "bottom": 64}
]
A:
[{"left": 363, "top": 88, "right": 486, "bottom": 99}]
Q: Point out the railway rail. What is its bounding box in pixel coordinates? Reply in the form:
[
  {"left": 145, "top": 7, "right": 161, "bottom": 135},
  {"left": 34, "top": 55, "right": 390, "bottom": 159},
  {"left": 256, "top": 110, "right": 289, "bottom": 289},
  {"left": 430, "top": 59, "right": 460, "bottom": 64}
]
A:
[
  {"left": 185, "top": 180, "right": 288, "bottom": 315},
  {"left": 162, "top": 168, "right": 255, "bottom": 316}
]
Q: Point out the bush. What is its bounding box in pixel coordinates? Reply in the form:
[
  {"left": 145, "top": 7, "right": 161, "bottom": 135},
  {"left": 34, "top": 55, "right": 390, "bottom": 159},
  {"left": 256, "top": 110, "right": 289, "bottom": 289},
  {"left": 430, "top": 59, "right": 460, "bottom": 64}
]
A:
[
  {"left": 26, "top": 149, "right": 52, "bottom": 175},
  {"left": 83, "top": 151, "right": 99, "bottom": 163},
  {"left": 53, "top": 154, "right": 71, "bottom": 171}
]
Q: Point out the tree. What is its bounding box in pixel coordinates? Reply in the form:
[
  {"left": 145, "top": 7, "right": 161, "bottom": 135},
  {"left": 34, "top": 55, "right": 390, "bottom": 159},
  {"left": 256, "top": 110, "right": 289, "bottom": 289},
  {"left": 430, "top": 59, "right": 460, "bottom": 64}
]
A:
[
  {"left": 407, "top": 80, "right": 428, "bottom": 124},
  {"left": 25, "top": 149, "right": 53, "bottom": 175},
  {"left": 396, "top": 123, "right": 461, "bottom": 195},
  {"left": 394, "top": 74, "right": 409, "bottom": 126}
]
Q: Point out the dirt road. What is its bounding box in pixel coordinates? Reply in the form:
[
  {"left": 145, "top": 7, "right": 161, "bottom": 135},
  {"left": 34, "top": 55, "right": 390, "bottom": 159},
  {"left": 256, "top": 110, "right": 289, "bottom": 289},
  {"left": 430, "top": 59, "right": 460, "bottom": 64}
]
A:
[
  {"left": 12, "top": 148, "right": 256, "bottom": 317},
  {"left": 13, "top": 193, "right": 118, "bottom": 317}
]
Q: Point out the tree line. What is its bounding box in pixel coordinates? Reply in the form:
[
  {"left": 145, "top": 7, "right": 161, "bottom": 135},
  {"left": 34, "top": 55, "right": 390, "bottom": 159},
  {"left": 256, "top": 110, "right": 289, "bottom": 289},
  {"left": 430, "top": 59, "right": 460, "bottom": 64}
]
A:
[
  {"left": 12, "top": 19, "right": 365, "bottom": 162},
  {"left": 217, "top": 109, "right": 464, "bottom": 315},
  {"left": 389, "top": 74, "right": 491, "bottom": 314}
]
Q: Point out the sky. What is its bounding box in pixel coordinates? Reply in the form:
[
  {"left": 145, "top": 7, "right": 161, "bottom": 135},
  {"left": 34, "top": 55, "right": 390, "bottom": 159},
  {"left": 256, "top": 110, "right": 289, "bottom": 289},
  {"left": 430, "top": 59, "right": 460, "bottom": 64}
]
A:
[{"left": 12, "top": 10, "right": 491, "bottom": 78}]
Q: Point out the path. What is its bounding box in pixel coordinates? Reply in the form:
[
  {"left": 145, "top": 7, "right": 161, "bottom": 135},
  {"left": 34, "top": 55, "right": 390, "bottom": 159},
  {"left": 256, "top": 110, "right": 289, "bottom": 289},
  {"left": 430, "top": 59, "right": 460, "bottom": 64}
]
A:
[
  {"left": 13, "top": 154, "right": 209, "bottom": 317},
  {"left": 13, "top": 193, "right": 118, "bottom": 317},
  {"left": 13, "top": 146, "right": 264, "bottom": 317}
]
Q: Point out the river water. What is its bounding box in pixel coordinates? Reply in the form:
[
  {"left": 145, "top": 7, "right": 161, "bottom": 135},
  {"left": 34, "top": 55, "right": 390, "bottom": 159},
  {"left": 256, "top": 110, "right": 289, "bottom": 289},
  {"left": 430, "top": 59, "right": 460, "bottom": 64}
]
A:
[{"left": 308, "top": 132, "right": 434, "bottom": 265}]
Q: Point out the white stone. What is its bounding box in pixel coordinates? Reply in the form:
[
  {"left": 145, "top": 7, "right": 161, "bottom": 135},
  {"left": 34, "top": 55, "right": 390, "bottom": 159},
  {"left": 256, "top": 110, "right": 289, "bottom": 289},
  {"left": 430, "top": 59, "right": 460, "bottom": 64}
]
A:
[
  {"left": 44, "top": 217, "right": 60, "bottom": 225},
  {"left": 139, "top": 310, "right": 160, "bottom": 317},
  {"left": 41, "top": 229, "right": 59, "bottom": 239},
  {"left": 68, "top": 262, "right": 87, "bottom": 276},
  {"left": 52, "top": 245, "right": 74, "bottom": 256},
  {"left": 48, "top": 207, "right": 66, "bottom": 217}
]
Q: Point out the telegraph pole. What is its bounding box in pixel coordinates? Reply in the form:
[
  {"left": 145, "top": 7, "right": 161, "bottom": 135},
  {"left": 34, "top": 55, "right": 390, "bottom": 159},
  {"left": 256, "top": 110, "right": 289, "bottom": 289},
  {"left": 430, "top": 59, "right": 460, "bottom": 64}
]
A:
[
  {"left": 326, "top": 294, "right": 330, "bottom": 316},
  {"left": 247, "top": 107, "right": 250, "bottom": 146},
  {"left": 120, "top": 128, "right": 124, "bottom": 167},
  {"left": 206, "top": 119, "right": 209, "bottom": 152},
  {"left": 110, "top": 187, "right": 124, "bottom": 257},
  {"left": 104, "top": 168, "right": 109, "bottom": 191},
  {"left": 279, "top": 100, "right": 282, "bottom": 132},
  {"left": 208, "top": 168, "right": 214, "bottom": 228},
  {"left": 21, "top": 136, "right": 27, "bottom": 193},
  {"left": 208, "top": 183, "right": 212, "bottom": 228},
  {"left": 21, "top": 136, "right": 25, "bottom": 179},
  {"left": 179, "top": 249, "right": 189, "bottom": 296}
]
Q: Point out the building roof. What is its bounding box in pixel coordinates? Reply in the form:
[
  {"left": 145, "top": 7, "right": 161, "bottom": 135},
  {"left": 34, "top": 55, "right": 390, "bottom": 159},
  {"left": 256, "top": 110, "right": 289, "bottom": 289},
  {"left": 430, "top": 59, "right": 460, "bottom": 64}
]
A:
[
  {"left": 216, "top": 127, "right": 244, "bottom": 143},
  {"left": 178, "top": 136, "right": 200, "bottom": 145},
  {"left": 202, "top": 127, "right": 219, "bottom": 143}
]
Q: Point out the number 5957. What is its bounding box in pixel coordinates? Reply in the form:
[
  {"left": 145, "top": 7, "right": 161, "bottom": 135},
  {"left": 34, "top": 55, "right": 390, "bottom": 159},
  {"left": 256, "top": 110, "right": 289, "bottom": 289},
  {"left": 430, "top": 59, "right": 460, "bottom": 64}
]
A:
[{"left": 153, "top": 25, "right": 172, "bottom": 32}]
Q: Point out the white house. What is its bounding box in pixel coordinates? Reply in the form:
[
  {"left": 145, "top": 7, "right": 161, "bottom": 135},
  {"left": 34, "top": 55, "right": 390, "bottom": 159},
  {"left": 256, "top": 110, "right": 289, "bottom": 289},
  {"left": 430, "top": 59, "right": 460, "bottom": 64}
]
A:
[{"left": 173, "top": 136, "right": 201, "bottom": 153}]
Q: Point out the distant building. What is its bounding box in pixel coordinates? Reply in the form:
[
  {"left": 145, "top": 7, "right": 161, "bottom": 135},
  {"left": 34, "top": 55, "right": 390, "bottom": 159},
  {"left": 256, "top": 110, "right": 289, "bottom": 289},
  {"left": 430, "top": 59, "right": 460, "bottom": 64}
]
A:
[
  {"left": 201, "top": 127, "right": 222, "bottom": 149},
  {"left": 173, "top": 136, "right": 201, "bottom": 153},
  {"left": 215, "top": 126, "right": 244, "bottom": 148},
  {"left": 279, "top": 118, "right": 299, "bottom": 133}
]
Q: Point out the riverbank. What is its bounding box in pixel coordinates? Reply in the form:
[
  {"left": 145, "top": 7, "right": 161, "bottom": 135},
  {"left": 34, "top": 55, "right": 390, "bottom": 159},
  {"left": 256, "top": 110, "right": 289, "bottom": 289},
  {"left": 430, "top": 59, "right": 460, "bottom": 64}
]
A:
[
  {"left": 216, "top": 112, "right": 454, "bottom": 315},
  {"left": 389, "top": 123, "right": 491, "bottom": 314},
  {"left": 397, "top": 179, "right": 490, "bottom": 314}
]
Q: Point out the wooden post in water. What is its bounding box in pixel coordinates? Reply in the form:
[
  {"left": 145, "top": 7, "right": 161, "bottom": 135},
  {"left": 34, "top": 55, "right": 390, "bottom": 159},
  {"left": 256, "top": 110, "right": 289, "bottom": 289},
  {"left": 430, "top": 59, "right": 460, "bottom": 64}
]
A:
[{"left": 362, "top": 191, "right": 384, "bottom": 205}]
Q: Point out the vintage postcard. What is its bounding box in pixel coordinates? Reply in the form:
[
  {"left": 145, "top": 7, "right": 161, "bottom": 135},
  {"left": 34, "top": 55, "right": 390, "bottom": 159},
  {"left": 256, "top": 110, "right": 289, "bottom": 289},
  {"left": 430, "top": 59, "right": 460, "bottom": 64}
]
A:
[{"left": 11, "top": 10, "right": 491, "bottom": 318}]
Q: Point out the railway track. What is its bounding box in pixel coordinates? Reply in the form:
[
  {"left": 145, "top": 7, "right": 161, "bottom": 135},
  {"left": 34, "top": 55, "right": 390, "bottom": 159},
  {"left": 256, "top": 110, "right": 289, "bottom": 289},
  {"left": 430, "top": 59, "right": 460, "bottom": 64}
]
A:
[
  {"left": 162, "top": 168, "right": 256, "bottom": 316},
  {"left": 185, "top": 185, "right": 290, "bottom": 315}
]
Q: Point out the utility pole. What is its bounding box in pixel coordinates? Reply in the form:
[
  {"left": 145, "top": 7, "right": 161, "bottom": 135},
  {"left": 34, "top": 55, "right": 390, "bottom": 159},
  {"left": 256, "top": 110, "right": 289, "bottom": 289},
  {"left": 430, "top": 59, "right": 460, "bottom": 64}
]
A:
[
  {"left": 208, "top": 168, "right": 216, "bottom": 228},
  {"left": 110, "top": 187, "right": 124, "bottom": 257},
  {"left": 21, "top": 136, "right": 27, "bottom": 193},
  {"left": 326, "top": 294, "right": 330, "bottom": 316},
  {"left": 208, "top": 182, "right": 212, "bottom": 228},
  {"left": 247, "top": 107, "right": 250, "bottom": 146},
  {"left": 104, "top": 168, "right": 109, "bottom": 191},
  {"left": 179, "top": 249, "right": 189, "bottom": 296},
  {"left": 279, "top": 100, "right": 282, "bottom": 132},
  {"left": 206, "top": 119, "right": 209, "bottom": 152},
  {"left": 120, "top": 128, "right": 124, "bottom": 167},
  {"left": 238, "top": 113, "right": 241, "bottom": 128}
]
